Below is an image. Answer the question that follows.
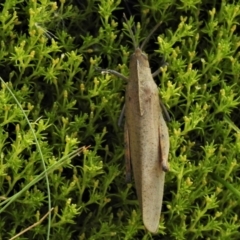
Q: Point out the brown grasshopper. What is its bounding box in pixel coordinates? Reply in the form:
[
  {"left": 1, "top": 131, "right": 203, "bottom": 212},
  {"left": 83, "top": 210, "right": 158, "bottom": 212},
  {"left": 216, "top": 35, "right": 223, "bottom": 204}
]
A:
[{"left": 98, "top": 17, "right": 170, "bottom": 233}]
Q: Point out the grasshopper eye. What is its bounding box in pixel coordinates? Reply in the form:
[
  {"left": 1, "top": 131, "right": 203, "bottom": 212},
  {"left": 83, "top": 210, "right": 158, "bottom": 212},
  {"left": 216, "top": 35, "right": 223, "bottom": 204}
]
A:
[{"left": 141, "top": 52, "right": 148, "bottom": 60}]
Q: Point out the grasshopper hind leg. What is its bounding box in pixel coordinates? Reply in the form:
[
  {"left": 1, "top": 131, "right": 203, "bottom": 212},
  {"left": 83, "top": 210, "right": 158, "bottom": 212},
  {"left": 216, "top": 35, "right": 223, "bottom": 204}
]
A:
[
  {"left": 159, "top": 114, "right": 170, "bottom": 172},
  {"left": 118, "top": 104, "right": 125, "bottom": 127},
  {"left": 124, "top": 123, "right": 132, "bottom": 182}
]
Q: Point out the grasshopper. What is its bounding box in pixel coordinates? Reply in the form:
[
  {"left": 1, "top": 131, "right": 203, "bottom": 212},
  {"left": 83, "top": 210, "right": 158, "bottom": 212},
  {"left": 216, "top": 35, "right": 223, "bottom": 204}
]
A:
[{"left": 98, "top": 17, "right": 170, "bottom": 233}]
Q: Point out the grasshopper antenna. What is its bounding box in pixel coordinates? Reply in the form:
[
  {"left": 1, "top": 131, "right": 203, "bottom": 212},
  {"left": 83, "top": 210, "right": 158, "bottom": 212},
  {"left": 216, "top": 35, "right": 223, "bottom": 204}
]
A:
[
  {"left": 123, "top": 0, "right": 133, "bottom": 19},
  {"left": 140, "top": 21, "right": 162, "bottom": 50},
  {"left": 123, "top": 13, "right": 138, "bottom": 49}
]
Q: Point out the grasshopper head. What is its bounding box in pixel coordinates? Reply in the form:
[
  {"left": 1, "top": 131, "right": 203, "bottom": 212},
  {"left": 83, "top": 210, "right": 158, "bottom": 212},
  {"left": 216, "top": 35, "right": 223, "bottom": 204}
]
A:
[{"left": 130, "top": 48, "right": 150, "bottom": 69}]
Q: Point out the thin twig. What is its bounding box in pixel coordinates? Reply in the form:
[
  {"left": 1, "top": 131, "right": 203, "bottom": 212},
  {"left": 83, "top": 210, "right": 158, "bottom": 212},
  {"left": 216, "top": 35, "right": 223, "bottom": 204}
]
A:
[{"left": 9, "top": 208, "right": 54, "bottom": 240}]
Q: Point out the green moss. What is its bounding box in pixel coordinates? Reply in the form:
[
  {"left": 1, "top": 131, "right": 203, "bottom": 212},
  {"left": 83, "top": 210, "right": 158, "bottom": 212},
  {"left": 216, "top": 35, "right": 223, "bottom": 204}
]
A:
[{"left": 0, "top": 0, "right": 240, "bottom": 239}]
